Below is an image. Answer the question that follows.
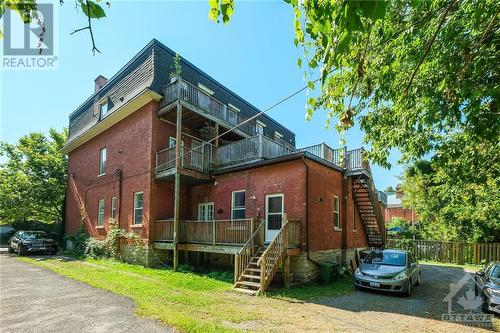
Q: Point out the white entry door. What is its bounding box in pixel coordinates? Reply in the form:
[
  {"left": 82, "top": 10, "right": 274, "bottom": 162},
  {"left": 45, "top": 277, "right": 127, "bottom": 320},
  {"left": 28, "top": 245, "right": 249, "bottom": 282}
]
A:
[{"left": 265, "top": 194, "right": 284, "bottom": 242}]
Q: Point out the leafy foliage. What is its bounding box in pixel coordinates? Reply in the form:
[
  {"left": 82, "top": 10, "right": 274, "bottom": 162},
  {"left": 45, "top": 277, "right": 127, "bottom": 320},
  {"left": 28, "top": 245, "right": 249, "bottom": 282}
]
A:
[
  {"left": 401, "top": 135, "right": 500, "bottom": 242},
  {"left": 0, "top": 129, "right": 67, "bottom": 224},
  {"left": 288, "top": 0, "right": 499, "bottom": 168},
  {"left": 208, "top": 0, "right": 234, "bottom": 24},
  {"left": 85, "top": 219, "right": 145, "bottom": 264}
]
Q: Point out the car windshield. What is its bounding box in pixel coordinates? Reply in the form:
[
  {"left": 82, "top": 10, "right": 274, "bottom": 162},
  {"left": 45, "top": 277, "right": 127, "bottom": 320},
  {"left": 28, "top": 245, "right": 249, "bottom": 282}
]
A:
[
  {"left": 22, "top": 231, "right": 48, "bottom": 240},
  {"left": 365, "top": 252, "right": 407, "bottom": 266},
  {"left": 490, "top": 265, "right": 500, "bottom": 279}
]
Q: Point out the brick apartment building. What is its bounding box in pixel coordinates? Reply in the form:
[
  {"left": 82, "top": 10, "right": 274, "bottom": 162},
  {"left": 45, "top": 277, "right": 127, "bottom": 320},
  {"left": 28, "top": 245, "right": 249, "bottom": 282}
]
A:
[{"left": 62, "top": 39, "right": 385, "bottom": 294}]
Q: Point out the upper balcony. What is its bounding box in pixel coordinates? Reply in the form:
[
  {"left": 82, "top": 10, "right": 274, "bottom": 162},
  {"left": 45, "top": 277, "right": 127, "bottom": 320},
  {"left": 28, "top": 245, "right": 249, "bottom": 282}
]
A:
[
  {"left": 158, "top": 78, "right": 257, "bottom": 139},
  {"left": 155, "top": 134, "right": 368, "bottom": 182}
]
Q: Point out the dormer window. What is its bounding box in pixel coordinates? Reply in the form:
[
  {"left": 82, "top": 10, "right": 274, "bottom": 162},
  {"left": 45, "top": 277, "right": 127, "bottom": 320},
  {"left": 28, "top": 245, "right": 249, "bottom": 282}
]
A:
[
  {"left": 197, "top": 83, "right": 214, "bottom": 95},
  {"left": 274, "top": 131, "right": 284, "bottom": 140},
  {"left": 256, "top": 120, "right": 266, "bottom": 135},
  {"left": 99, "top": 99, "right": 109, "bottom": 119}
]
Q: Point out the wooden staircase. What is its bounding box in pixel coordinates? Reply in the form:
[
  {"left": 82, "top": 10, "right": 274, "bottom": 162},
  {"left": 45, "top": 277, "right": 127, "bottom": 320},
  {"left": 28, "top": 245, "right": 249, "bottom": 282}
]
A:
[
  {"left": 352, "top": 174, "right": 385, "bottom": 247},
  {"left": 233, "top": 247, "right": 266, "bottom": 295},
  {"left": 233, "top": 219, "right": 300, "bottom": 295}
]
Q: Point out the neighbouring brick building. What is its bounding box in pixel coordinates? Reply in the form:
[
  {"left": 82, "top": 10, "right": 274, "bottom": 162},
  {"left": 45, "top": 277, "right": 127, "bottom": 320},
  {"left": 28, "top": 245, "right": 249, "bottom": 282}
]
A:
[
  {"left": 384, "top": 188, "right": 418, "bottom": 224},
  {"left": 62, "top": 39, "right": 385, "bottom": 294}
]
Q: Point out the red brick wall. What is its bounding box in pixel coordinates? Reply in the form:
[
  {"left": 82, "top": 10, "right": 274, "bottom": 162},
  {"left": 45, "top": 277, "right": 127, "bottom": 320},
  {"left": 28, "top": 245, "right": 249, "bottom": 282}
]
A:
[
  {"left": 385, "top": 207, "right": 417, "bottom": 222},
  {"left": 66, "top": 101, "right": 158, "bottom": 240}
]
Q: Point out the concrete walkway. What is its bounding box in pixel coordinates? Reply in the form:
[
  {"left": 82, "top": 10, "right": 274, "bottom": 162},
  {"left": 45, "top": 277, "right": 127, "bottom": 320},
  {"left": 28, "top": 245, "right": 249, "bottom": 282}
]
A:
[{"left": 0, "top": 254, "right": 174, "bottom": 333}]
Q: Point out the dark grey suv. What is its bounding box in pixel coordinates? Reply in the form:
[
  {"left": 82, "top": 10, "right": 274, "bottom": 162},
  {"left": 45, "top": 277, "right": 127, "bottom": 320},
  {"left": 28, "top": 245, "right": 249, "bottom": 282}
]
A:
[{"left": 8, "top": 231, "right": 58, "bottom": 255}]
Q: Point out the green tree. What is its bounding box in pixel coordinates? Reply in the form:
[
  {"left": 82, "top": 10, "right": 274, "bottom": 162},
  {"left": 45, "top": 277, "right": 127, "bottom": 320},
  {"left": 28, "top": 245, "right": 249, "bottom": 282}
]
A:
[
  {"left": 402, "top": 136, "right": 500, "bottom": 242},
  {"left": 384, "top": 186, "right": 395, "bottom": 193},
  {"left": 1, "top": 0, "right": 109, "bottom": 54},
  {"left": 0, "top": 129, "right": 68, "bottom": 225}
]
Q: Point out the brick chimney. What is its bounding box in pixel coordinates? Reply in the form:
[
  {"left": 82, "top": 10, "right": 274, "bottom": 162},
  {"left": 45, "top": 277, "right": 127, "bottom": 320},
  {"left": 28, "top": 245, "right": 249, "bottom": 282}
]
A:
[{"left": 94, "top": 75, "right": 108, "bottom": 92}]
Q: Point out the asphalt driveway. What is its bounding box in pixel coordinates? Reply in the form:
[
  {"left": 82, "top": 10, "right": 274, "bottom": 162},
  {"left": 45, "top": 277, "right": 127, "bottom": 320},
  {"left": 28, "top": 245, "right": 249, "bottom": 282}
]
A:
[
  {"left": 0, "top": 254, "right": 174, "bottom": 333},
  {"left": 317, "top": 263, "right": 498, "bottom": 330}
]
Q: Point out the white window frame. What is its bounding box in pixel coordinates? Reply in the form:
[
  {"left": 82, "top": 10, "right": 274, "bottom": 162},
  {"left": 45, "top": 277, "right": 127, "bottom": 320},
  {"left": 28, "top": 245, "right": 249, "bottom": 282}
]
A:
[
  {"left": 231, "top": 190, "right": 246, "bottom": 221},
  {"left": 333, "top": 195, "right": 341, "bottom": 230},
  {"left": 111, "top": 196, "right": 117, "bottom": 219},
  {"left": 97, "top": 199, "right": 105, "bottom": 226},
  {"left": 198, "top": 202, "right": 214, "bottom": 221},
  {"left": 98, "top": 147, "right": 107, "bottom": 176},
  {"left": 133, "top": 192, "right": 144, "bottom": 225},
  {"left": 99, "top": 100, "right": 108, "bottom": 119}
]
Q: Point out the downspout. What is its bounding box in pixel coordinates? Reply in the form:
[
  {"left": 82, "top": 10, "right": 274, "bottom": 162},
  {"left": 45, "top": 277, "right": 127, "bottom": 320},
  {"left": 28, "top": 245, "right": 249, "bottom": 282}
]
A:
[{"left": 300, "top": 155, "right": 310, "bottom": 253}]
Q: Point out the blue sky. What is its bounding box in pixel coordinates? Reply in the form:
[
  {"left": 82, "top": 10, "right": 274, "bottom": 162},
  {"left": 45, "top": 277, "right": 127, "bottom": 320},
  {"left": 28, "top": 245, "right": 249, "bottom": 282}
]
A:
[{"left": 0, "top": 0, "right": 404, "bottom": 190}]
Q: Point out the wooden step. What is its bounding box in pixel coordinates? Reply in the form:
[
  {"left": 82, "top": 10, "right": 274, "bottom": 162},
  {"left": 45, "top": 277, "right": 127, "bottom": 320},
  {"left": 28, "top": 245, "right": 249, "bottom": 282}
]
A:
[
  {"left": 233, "top": 287, "right": 258, "bottom": 295},
  {"left": 241, "top": 274, "right": 261, "bottom": 280},
  {"left": 236, "top": 280, "right": 261, "bottom": 288},
  {"left": 245, "top": 268, "right": 261, "bottom": 273}
]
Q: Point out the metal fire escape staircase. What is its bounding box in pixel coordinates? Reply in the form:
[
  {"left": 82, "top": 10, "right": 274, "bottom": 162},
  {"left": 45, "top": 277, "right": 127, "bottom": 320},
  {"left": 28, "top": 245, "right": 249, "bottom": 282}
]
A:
[{"left": 352, "top": 173, "right": 385, "bottom": 248}]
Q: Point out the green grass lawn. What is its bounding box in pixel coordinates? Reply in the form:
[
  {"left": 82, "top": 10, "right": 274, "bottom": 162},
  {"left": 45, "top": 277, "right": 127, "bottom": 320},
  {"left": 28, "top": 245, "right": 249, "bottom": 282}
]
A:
[{"left": 19, "top": 256, "right": 354, "bottom": 332}]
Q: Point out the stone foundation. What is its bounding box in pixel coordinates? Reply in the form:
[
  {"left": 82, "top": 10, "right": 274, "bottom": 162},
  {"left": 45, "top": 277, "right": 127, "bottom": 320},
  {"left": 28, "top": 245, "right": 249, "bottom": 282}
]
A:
[{"left": 290, "top": 248, "right": 366, "bottom": 283}]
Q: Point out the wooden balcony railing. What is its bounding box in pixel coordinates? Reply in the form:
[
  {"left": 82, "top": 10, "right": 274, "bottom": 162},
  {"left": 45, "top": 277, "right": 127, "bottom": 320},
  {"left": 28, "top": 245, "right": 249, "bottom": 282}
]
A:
[
  {"left": 162, "top": 78, "right": 257, "bottom": 137},
  {"left": 156, "top": 143, "right": 214, "bottom": 175},
  {"left": 298, "top": 143, "right": 343, "bottom": 165},
  {"left": 154, "top": 219, "right": 258, "bottom": 246},
  {"left": 217, "top": 134, "right": 294, "bottom": 167}
]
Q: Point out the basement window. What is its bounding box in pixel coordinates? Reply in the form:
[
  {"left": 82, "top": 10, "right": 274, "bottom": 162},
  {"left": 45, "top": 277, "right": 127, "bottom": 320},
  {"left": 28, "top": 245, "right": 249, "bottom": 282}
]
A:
[{"left": 333, "top": 195, "right": 341, "bottom": 230}]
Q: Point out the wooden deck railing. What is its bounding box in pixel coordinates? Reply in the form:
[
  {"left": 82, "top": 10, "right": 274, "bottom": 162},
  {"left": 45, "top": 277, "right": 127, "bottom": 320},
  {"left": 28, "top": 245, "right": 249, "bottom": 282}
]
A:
[
  {"left": 298, "top": 143, "right": 343, "bottom": 165},
  {"left": 234, "top": 220, "right": 265, "bottom": 283},
  {"left": 162, "top": 78, "right": 257, "bottom": 137},
  {"left": 154, "top": 219, "right": 258, "bottom": 246},
  {"left": 257, "top": 218, "right": 293, "bottom": 293}
]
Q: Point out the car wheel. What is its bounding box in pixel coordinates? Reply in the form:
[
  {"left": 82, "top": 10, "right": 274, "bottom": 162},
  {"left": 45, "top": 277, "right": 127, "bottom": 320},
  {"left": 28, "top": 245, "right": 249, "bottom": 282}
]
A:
[
  {"left": 404, "top": 280, "right": 412, "bottom": 297},
  {"left": 482, "top": 296, "right": 490, "bottom": 313},
  {"left": 17, "top": 245, "right": 24, "bottom": 256},
  {"left": 8, "top": 245, "right": 14, "bottom": 253},
  {"left": 416, "top": 272, "right": 421, "bottom": 286}
]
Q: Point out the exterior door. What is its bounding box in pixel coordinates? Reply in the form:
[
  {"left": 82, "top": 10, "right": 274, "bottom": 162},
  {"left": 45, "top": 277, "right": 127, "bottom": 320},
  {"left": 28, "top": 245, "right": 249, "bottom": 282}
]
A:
[
  {"left": 169, "top": 137, "right": 184, "bottom": 166},
  {"left": 198, "top": 202, "right": 214, "bottom": 221},
  {"left": 191, "top": 139, "right": 203, "bottom": 171},
  {"left": 265, "top": 194, "right": 284, "bottom": 242}
]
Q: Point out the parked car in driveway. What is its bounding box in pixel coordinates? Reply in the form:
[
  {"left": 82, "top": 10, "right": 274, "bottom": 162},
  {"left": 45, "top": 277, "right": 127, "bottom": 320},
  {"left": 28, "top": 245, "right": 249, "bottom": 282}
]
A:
[
  {"left": 354, "top": 249, "right": 421, "bottom": 296},
  {"left": 475, "top": 262, "right": 500, "bottom": 314},
  {"left": 8, "top": 231, "right": 58, "bottom": 255}
]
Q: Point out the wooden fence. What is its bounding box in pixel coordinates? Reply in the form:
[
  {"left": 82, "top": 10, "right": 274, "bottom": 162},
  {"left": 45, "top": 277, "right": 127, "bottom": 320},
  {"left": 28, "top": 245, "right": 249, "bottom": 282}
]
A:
[{"left": 386, "top": 239, "right": 500, "bottom": 265}]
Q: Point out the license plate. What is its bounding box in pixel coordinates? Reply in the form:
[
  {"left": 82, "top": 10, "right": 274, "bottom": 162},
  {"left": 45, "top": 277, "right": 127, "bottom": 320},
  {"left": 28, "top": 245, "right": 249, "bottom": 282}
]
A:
[{"left": 369, "top": 282, "right": 381, "bottom": 288}]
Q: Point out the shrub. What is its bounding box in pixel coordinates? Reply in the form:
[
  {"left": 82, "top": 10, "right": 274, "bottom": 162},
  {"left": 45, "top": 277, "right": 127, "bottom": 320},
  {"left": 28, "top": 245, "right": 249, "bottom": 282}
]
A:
[
  {"left": 85, "top": 219, "right": 145, "bottom": 264},
  {"left": 63, "top": 225, "right": 88, "bottom": 256}
]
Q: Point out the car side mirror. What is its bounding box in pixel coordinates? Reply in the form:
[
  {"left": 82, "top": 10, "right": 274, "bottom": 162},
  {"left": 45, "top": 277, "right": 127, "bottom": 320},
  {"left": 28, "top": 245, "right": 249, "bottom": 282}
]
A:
[
  {"left": 410, "top": 263, "right": 417, "bottom": 268},
  {"left": 476, "top": 271, "right": 485, "bottom": 277}
]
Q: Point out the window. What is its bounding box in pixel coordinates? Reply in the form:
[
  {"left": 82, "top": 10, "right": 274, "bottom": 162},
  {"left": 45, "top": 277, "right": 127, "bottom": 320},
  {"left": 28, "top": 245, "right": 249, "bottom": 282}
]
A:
[
  {"left": 97, "top": 199, "right": 105, "bottom": 226},
  {"left": 198, "top": 202, "right": 214, "bottom": 221},
  {"left": 274, "top": 131, "right": 284, "bottom": 140},
  {"left": 99, "top": 100, "right": 108, "bottom": 118},
  {"left": 333, "top": 195, "right": 340, "bottom": 229},
  {"left": 133, "top": 192, "right": 144, "bottom": 225},
  {"left": 231, "top": 190, "right": 246, "bottom": 220},
  {"left": 111, "top": 196, "right": 117, "bottom": 219},
  {"left": 256, "top": 121, "right": 266, "bottom": 135},
  {"left": 99, "top": 147, "right": 107, "bottom": 175}
]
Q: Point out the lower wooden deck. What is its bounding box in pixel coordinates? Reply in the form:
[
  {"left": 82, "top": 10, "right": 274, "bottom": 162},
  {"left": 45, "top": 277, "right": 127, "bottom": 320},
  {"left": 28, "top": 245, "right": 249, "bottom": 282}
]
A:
[{"left": 153, "top": 241, "right": 242, "bottom": 254}]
